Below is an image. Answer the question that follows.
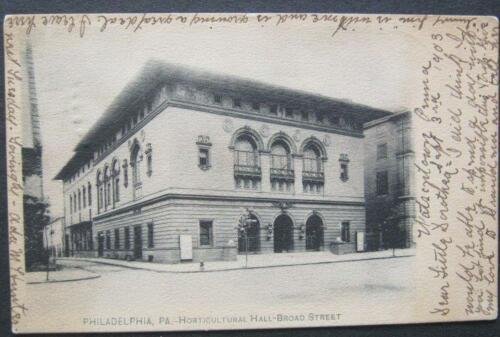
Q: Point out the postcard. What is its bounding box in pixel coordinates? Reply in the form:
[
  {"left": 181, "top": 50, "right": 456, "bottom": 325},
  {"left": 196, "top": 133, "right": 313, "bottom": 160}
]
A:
[{"left": 4, "top": 13, "right": 498, "bottom": 333}]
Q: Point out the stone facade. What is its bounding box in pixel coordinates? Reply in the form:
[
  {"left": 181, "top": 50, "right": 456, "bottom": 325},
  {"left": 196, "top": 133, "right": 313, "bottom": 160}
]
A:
[
  {"left": 56, "top": 61, "right": 390, "bottom": 263},
  {"left": 363, "top": 111, "right": 415, "bottom": 249}
]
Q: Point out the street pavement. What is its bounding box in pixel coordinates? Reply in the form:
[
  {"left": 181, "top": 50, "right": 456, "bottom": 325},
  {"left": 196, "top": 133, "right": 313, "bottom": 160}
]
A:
[
  {"left": 23, "top": 255, "right": 417, "bottom": 332},
  {"left": 57, "top": 248, "right": 416, "bottom": 273}
]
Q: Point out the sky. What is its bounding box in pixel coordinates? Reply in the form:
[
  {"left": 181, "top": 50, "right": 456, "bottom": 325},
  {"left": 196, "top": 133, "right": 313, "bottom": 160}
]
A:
[{"left": 26, "top": 16, "right": 423, "bottom": 217}]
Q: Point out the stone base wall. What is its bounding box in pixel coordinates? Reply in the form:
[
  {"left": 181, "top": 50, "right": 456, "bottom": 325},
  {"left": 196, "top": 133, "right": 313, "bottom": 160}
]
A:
[{"left": 89, "top": 196, "right": 366, "bottom": 264}]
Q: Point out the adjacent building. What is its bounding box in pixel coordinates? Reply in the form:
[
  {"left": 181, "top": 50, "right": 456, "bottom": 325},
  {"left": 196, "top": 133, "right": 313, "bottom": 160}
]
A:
[
  {"left": 22, "top": 42, "right": 50, "bottom": 269},
  {"left": 363, "top": 111, "right": 415, "bottom": 249},
  {"left": 42, "top": 217, "right": 66, "bottom": 257},
  {"left": 55, "top": 60, "right": 391, "bottom": 263}
]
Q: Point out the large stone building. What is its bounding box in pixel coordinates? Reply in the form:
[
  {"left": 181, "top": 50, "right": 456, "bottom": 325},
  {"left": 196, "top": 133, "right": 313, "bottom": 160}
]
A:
[
  {"left": 363, "top": 111, "right": 415, "bottom": 249},
  {"left": 55, "top": 60, "right": 391, "bottom": 263}
]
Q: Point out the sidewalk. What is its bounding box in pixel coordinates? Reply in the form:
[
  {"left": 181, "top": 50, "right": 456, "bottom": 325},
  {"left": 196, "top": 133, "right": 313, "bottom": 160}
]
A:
[
  {"left": 59, "top": 248, "right": 415, "bottom": 273},
  {"left": 26, "top": 267, "right": 100, "bottom": 284}
]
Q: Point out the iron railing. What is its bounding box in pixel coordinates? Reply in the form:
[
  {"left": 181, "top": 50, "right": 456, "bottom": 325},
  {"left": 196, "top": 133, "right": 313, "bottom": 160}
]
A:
[{"left": 234, "top": 150, "right": 261, "bottom": 178}]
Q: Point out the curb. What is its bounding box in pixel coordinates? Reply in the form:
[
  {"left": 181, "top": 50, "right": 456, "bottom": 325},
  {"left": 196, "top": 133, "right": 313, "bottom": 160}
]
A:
[
  {"left": 59, "top": 253, "right": 415, "bottom": 274},
  {"left": 27, "top": 274, "right": 101, "bottom": 285}
]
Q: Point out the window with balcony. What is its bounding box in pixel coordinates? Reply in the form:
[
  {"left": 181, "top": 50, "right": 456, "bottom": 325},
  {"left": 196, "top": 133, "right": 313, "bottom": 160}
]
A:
[
  {"left": 234, "top": 134, "right": 261, "bottom": 189},
  {"left": 270, "top": 140, "right": 294, "bottom": 192},
  {"left": 302, "top": 143, "right": 324, "bottom": 193}
]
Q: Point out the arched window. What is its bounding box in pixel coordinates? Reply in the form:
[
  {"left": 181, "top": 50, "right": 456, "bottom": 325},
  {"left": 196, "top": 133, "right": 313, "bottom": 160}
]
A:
[
  {"left": 82, "top": 186, "right": 86, "bottom": 208},
  {"left": 302, "top": 142, "right": 324, "bottom": 194},
  {"left": 112, "top": 159, "right": 120, "bottom": 204},
  {"left": 130, "top": 141, "right": 142, "bottom": 199},
  {"left": 96, "top": 170, "right": 103, "bottom": 213},
  {"left": 103, "top": 166, "right": 111, "bottom": 208},
  {"left": 234, "top": 134, "right": 261, "bottom": 189},
  {"left": 87, "top": 182, "right": 92, "bottom": 206},
  {"left": 270, "top": 139, "right": 294, "bottom": 192},
  {"left": 122, "top": 159, "right": 128, "bottom": 188}
]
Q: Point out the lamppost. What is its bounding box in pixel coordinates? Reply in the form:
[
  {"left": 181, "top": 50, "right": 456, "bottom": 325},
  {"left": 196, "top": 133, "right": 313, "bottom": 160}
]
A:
[{"left": 237, "top": 209, "right": 258, "bottom": 268}]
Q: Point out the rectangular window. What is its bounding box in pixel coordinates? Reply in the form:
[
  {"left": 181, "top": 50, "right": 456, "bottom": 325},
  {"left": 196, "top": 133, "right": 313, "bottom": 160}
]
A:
[
  {"left": 199, "top": 148, "right": 209, "bottom": 168},
  {"left": 377, "top": 143, "right": 388, "bottom": 160},
  {"left": 124, "top": 226, "right": 130, "bottom": 250},
  {"left": 78, "top": 190, "right": 81, "bottom": 211},
  {"left": 214, "top": 94, "right": 222, "bottom": 104},
  {"left": 199, "top": 220, "right": 213, "bottom": 246},
  {"left": 340, "top": 163, "right": 349, "bottom": 181},
  {"left": 376, "top": 171, "right": 389, "bottom": 195},
  {"left": 105, "top": 230, "right": 111, "bottom": 249},
  {"left": 341, "top": 222, "right": 350, "bottom": 242},
  {"left": 285, "top": 107, "right": 294, "bottom": 118},
  {"left": 233, "top": 98, "right": 242, "bottom": 108},
  {"left": 301, "top": 111, "right": 309, "bottom": 121},
  {"left": 251, "top": 102, "right": 260, "bottom": 111},
  {"left": 69, "top": 196, "right": 73, "bottom": 214},
  {"left": 316, "top": 112, "right": 324, "bottom": 123},
  {"left": 114, "top": 228, "right": 120, "bottom": 249},
  {"left": 88, "top": 185, "right": 92, "bottom": 206},
  {"left": 147, "top": 223, "right": 154, "bottom": 248},
  {"left": 270, "top": 104, "right": 278, "bottom": 115},
  {"left": 82, "top": 188, "right": 86, "bottom": 208}
]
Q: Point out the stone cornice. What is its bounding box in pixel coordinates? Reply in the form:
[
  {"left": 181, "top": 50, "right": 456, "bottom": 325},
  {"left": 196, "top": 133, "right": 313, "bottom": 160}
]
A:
[{"left": 94, "top": 192, "right": 365, "bottom": 221}]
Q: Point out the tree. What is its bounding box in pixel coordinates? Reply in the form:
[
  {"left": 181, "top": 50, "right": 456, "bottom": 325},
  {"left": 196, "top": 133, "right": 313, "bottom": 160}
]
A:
[{"left": 24, "top": 195, "right": 50, "bottom": 271}]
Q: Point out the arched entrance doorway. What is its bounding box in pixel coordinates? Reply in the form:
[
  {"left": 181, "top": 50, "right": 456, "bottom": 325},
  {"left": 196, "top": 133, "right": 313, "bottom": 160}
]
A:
[
  {"left": 306, "top": 214, "right": 324, "bottom": 251},
  {"left": 274, "top": 214, "right": 294, "bottom": 253},
  {"left": 238, "top": 214, "right": 260, "bottom": 253}
]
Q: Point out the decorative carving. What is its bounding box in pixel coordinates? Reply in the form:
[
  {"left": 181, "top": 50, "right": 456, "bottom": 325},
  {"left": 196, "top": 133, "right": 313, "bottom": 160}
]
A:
[
  {"left": 260, "top": 124, "right": 270, "bottom": 138},
  {"left": 271, "top": 200, "right": 294, "bottom": 211},
  {"left": 339, "top": 153, "right": 350, "bottom": 162},
  {"left": 292, "top": 129, "right": 301, "bottom": 142},
  {"left": 323, "top": 135, "right": 331, "bottom": 147},
  {"left": 196, "top": 135, "right": 212, "bottom": 146},
  {"left": 223, "top": 118, "right": 234, "bottom": 133}
]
